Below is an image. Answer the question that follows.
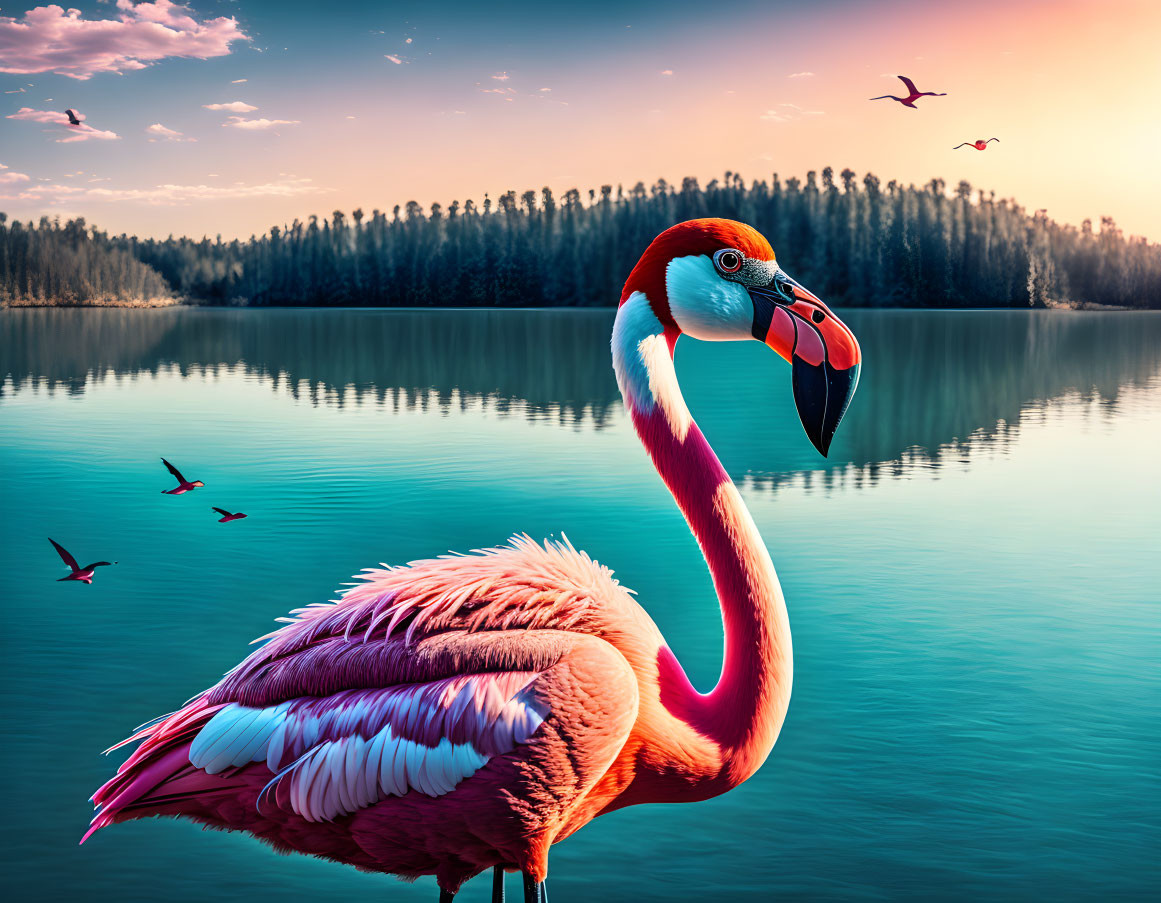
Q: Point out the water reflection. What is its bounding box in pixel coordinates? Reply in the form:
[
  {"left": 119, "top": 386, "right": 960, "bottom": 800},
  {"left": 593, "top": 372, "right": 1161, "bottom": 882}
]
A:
[
  {"left": 692, "top": 310, "right": 1161, "bottom": 491},
  {"left": 3, "top": 308, "right": 1159, "bottom": 492},
  {"left": 0, "top": 308, "right": 621, "bottom": 427}
]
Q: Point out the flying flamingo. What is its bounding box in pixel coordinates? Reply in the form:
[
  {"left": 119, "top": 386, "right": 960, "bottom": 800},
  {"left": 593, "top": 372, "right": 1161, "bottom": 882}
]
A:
[
  {"left": 84, "top": 219, "right": 862, "bottom": 902},
  {"left": 869, "top": 74, "right": 947, "bottom": 108},
  {"left": 212, "top": 507, "right": 248, "bottom": 523},
  {"left": 160, "top": 457, "right": 204, "bottom": 494},
  {"left": 954, "top": 138, "right": 1000, "bottom": 150},
  {"left": 49, "top": 537, "right": 115, "bottom": 584}
]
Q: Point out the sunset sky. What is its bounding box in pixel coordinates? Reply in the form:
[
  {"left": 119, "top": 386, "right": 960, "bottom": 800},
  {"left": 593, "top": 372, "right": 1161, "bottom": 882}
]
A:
[{"left": 1, "top": 0, "right": 1159, "bottom": 241}]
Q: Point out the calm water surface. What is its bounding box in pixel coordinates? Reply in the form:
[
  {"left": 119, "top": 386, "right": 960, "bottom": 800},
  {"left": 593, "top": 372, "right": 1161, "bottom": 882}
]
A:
[{"left": 1, "top": 308, "right": 1159, "bottom": 902}]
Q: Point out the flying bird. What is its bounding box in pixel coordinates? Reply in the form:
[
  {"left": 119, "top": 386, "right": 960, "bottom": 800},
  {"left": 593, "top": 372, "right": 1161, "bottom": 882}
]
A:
[
  {"left": 212, "top": 507, "right": 248, "bottom": 523},
  {"left": 65, "top": 108, "right": 82, "bottom": 126},
  {"left": 49, "top": 537, "right": 115, "bottom": 584},
  {"left": 85, "top": 219, "right": 862, "bottom": 903},
  {"left": 954, "top": 138, "right": 1000, "bottom": 150},
  {"left": 160, "top": 457, "right": 204, "bottom": 495},
  {"left": 869, "top": 75, "right": 947, "bottom": 108}
]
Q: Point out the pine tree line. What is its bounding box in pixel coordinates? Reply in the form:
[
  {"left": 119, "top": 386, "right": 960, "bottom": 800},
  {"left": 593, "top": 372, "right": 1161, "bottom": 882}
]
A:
[
  {"left": 0, "top": 214, "right": 173, "bottom": 306},
  {"left": 5, "top": 169, "right": 1160, "bottom": 308}
]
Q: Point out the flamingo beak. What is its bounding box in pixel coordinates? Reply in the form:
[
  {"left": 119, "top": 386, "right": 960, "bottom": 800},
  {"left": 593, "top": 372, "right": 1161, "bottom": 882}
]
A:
[{"left": 748, "top": 271, "right": 862, "bottom": 456}]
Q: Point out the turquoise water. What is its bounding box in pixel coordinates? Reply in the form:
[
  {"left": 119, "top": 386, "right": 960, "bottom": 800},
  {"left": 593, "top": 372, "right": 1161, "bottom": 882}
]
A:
[{"left": 1, "top": 308, "right": 1159, "bottom": 902}]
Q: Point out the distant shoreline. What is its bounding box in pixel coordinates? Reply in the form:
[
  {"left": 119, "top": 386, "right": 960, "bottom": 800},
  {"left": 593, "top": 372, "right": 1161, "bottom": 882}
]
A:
[{"left": 7, "top": 170, "right": 1160, "bottom": 311}]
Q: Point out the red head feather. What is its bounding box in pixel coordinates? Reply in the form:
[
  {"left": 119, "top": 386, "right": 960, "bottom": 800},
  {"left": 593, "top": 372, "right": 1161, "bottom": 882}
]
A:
[{"left": 619, "top": 219, "right": 776, "bottom": 334}]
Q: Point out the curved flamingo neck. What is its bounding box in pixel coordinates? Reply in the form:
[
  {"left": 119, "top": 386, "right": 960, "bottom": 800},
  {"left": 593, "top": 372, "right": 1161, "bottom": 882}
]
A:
[{"left": 613, "top": 293, "right": 792, "bottom": 789}]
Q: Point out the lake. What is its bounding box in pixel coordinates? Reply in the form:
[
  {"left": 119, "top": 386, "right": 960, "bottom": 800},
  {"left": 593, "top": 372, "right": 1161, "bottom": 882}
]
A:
[{"left": 1, "top": 308, "right": 1159, "bottom": 902}]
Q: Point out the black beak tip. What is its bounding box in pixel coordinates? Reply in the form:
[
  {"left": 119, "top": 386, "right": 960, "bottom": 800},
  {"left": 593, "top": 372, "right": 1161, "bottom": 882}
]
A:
[{"left": 792, "top": 357, "right": 859, "bottom": 458}]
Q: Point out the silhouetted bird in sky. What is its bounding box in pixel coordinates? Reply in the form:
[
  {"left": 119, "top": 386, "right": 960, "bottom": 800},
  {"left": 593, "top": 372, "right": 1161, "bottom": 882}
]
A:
[
  {"left": 65, "top": 109, "right": 81, "bottom": 126},
  {"left": 869, "top": 76, "right": 947, "bottom": 109},
  {"left": 954, "top": 138, "right": 1000, "bottom": 150},
  {"left": 212, "top": 507, "right": 248, "bottom": 523},
  {"left": 49, "top": 537, "right": 116, "bottom": 584},
  {"left": 160, "top": 457, "right": 204, "bottom": 495}
]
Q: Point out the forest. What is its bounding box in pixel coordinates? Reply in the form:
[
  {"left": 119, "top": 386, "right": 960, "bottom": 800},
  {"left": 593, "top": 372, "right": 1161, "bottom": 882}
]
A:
[
  {"left": 3, "top": 169, "right": 1160, "bottom": 308},
  {"left": 0, "top": 212, "right": 173, "bottom": 307}
]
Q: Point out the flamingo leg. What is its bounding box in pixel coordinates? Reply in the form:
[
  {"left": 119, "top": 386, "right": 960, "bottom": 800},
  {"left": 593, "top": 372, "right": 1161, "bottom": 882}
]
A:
[
  {"left": 522, "top": 871, "right": 547, "bottom": 903},
  {"left": 493, "top": 866, "right": 506, "bottom": 903}
]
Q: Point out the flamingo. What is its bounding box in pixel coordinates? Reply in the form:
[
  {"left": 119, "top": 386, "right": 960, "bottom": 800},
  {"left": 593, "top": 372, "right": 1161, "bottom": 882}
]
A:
[
  {"left": 160, "top": 457, "right": 204, "bottom": 494},
  {"left": 212, "top": 507, "right": 248, "bottom": 523},
  {"left": 954, "top": 138, "right": 999, "bottom": 150},
  {"left": 84, "top": 219, "right": 862, "bottom": 902},
  {"left": 49, "top": 537, "right": 115, "bottom": 584},
  {"left": 869, "top": 74, "right": 946, "bottom": 108}
]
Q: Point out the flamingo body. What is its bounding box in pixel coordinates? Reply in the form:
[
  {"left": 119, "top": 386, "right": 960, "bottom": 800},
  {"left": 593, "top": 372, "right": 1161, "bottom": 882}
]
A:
[
  {"left": 49, "top": 537, "right": 114, "bottom": 584},
  {"left": 88, "top": 540, "right": 653, "bottom": 888},
  {"left": 954, "top": 138, "right": 1000, "bottom": 150},
  {"left": 160, "top": 457, "right": 204, "bottom": 494},
  {"left": 86, "top": 220, "right": 862, "bottom": 898},
  {"left": 869, "top": 74, "right": 947, "bottom": 108}
]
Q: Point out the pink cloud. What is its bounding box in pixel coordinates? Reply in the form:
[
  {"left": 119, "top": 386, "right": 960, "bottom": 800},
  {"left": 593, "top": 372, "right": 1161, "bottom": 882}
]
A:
[
  {"left": 491, "top": 72, "right": 510, "bottom": 81},
  {"left": 788, "top": 71, "right": 815, "bottom": 79},
  {"left": 0, "top": 163, "right": 32, "bottom": 185},
  {"left": 222, "top": 116, "right": 299, "bottom": 131},
  {"left": 0, "top": 1, "right": 250, "bottom": 80},
  {"left": 760, "top": 105, "right": 825, "bottom": 122},
  {"left": 6, "top": 106, "right": 121, "bottom": 142},
  {"left": 203, "top": 101, "right": 256, "bottom": 112},
  {"left": 0, "top": 176, "right": 326, "bottom": 205},
  {"left": 384, "top": 54, "right": 406, "bottom": 65},
  {"left": 146, "top": 122, "right": 194, "bottom": 142},
  {"left": 660, "top": 69, "right": 674, "bottom": 76}
]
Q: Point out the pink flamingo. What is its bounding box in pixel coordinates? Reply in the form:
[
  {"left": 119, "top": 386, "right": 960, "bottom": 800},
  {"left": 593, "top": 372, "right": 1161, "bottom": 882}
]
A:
[
  {"left": 954, "top": 138, "right": 999, "bottom": 150},
  {"left": 212, "top": 507, "right": 248, "bottom": 523},
  {"left": 84, "top": 219, "right": 862, "bottom": 902},
  {"left": 869, "top": 74, "right": 947, "bottom": 108},
  {"left": 160, "top": 457, "right": 204, "bottom": 494},
  {"left": 49, "top": 537, "right": 115, "bottom": 584}
]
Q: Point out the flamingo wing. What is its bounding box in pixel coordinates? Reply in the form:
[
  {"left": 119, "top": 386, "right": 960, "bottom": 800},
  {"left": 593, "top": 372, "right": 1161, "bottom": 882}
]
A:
[
  {"left": 161, "top": 457, "right": 187, "bottom": 482},
  {"left": 49, "top": 537, "right": 80, "bottom": 571},
  {"left": 87, "top": 631, "right": 637, "bottom": 846},
  {"left": 898, "top": 75, "right": 919, "bottom": 94},
  {"left": 86, "top": 537, "right": 643, "bottom": 865},
  {"left": 212, "top": 507, "right": 232, "bottom": 516}
]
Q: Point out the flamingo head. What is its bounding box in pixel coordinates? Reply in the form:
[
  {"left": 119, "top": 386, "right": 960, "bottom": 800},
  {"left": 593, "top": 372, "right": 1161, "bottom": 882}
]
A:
[{"left": 621, "top": 217, "right": 861, "bottom": 455}]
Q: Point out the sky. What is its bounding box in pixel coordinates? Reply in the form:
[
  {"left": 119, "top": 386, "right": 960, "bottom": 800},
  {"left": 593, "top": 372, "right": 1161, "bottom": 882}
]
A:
[{"left": 1, "top": 0, "right": 1159, "bottom": 241}]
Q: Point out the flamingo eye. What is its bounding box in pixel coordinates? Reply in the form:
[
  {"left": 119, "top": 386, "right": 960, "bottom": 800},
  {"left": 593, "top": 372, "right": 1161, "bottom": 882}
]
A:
[{"left": 714, "top": 249, "right": 743, "bottom": 274}]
